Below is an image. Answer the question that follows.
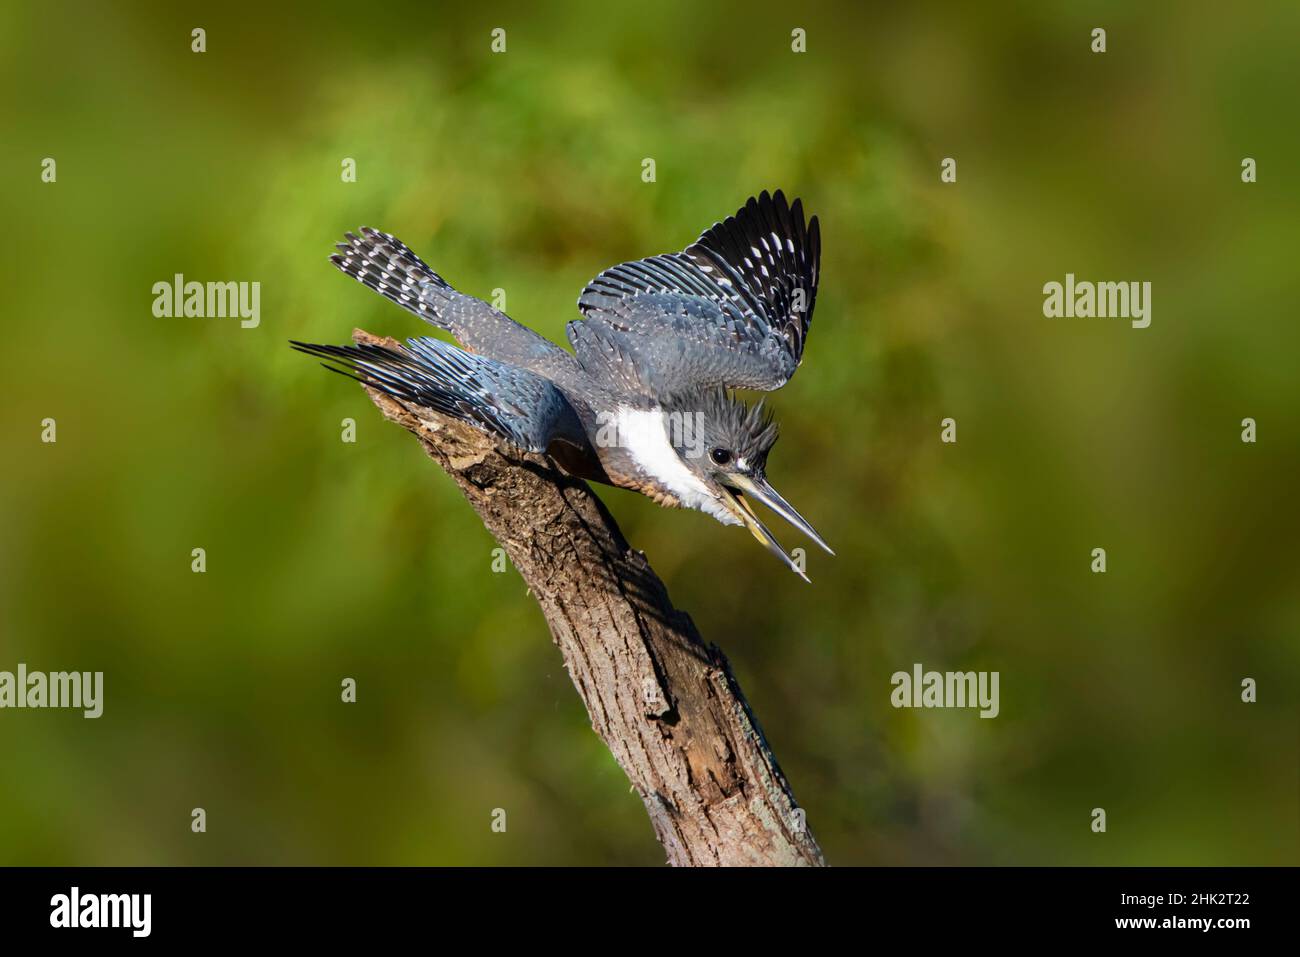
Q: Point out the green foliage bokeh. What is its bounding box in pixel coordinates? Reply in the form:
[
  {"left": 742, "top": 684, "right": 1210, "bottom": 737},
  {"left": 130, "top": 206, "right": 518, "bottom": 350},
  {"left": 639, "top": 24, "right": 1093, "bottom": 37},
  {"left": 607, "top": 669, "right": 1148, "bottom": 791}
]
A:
[{"left": 1, "top": 1, "right": 1296, "bottom": 864}]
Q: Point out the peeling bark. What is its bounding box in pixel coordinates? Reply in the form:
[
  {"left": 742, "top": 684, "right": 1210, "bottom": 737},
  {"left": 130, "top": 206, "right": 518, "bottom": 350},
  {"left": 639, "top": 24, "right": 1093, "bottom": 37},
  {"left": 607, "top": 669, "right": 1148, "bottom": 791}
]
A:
[{"left": 351, "top": 329, "right": 825, "bottom": 867}]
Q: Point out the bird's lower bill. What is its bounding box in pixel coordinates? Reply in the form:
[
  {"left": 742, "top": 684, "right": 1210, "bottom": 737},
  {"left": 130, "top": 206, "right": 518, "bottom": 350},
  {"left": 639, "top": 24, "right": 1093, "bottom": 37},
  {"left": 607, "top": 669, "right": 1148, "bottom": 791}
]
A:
[{"left": 718, "top": 474, "right": 832, "bottom": 583}]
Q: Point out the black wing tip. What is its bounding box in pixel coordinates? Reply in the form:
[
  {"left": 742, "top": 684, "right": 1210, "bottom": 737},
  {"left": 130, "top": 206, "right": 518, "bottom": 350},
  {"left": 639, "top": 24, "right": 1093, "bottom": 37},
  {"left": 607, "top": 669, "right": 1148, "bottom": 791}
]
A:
[
  {"left": 758, "top": 188, "right": 787, "bottom": 214},
  {"left": 289, "top": 339, "right": 329, "bottom": 356},
  {"left": 289, "top": 340, "right": 363, "bottom": 378},
  {"left": 713, "top": 189, "right": 817, "bottom": 257},
  {"left": 290, "top": 339, "right": 424, "bottom": 402},
  {"left": 289, "top": 339, "right": 401, "bottom": 360},
  {"left": 729, "top": 189, "right": 813, "bottom": 234},
  {"left": 748, "top": 188, "right": 797, "bottom": 216}
]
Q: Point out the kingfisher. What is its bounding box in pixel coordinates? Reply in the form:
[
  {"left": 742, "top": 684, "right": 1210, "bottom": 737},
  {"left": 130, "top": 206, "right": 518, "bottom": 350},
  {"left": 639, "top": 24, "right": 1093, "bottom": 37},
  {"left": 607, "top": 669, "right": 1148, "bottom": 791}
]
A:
[{"left": 292, "top": 189, "right": 833, "bottom": 580}]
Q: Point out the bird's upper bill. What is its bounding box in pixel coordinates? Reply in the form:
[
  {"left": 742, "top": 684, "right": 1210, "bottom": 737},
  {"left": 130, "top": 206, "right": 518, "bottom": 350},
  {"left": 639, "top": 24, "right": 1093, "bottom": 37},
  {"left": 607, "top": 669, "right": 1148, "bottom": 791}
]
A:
[{"left": 715, "top": 472, "right": 833, "bottom": 582}]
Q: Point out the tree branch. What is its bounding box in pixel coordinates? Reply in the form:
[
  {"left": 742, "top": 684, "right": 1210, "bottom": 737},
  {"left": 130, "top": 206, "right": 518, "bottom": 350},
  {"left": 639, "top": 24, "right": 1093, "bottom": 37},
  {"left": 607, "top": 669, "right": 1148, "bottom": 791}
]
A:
[{"left": 352, "top": 329, "right": 825, "bottom": 867}]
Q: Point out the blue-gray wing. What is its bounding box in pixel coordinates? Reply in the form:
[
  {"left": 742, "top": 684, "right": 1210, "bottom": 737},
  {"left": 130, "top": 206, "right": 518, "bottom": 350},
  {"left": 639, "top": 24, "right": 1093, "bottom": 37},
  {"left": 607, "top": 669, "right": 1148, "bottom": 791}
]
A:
[
  {"left": 291, "top": 336, "right": 586, "bottom": 455},
  {"left": 569, "top": 190, "right": 820, "bottom": 397}
]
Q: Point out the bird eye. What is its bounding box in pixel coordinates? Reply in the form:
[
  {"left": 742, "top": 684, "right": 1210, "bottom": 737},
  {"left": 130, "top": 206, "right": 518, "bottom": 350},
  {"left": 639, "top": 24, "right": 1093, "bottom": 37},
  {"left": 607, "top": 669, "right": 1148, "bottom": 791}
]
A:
[{"left": 709, "top": 448, "right": 732, "bottom": 466}]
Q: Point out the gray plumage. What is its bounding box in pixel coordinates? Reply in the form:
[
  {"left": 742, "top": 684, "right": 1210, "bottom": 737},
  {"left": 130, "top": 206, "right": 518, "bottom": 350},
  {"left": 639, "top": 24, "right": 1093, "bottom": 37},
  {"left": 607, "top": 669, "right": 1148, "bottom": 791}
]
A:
[
  {"left": 293, "top": 190, "right": 830, "bottom": 578},
  {"left": 573, "top": 189, "right": 819, "bottom": 395},
  {"left": 290, "top": 336, "right": 585, "bottom": 455},
  {"left": 329, "top": 227, "right": 580, "bottom": 385}
]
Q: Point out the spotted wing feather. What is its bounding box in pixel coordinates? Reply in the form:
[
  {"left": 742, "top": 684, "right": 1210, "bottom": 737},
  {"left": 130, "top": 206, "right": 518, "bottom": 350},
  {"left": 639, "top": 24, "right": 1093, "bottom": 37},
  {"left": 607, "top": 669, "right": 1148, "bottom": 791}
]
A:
[{"left": 572, "top": 189, "right": 820, "bottom": 396}]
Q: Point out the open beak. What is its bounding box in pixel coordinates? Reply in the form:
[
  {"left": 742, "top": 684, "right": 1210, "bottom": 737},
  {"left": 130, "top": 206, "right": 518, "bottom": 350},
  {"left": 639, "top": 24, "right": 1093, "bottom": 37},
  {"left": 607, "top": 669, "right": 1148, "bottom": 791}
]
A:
[
  {"left": 726, "top": 474, "right": 834, "bottom": 555},
  {"left": 718, "top": 474, "right": 833, "bottom": 582}
]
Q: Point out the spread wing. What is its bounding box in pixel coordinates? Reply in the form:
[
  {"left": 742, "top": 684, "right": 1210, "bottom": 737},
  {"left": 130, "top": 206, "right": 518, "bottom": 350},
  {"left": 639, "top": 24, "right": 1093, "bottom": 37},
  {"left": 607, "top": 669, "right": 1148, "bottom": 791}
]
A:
[
  {"left": 569, "top": 189, "right": 820, "bottom": 397},
  {"left": 290, "top": 337, "right": 586, "bottom": 455}
]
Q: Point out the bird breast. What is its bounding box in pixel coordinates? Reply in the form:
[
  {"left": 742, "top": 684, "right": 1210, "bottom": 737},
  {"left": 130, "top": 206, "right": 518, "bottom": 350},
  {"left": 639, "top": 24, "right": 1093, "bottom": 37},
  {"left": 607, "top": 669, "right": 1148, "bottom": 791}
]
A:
[{"left": 605, "top": 406, "right": 740, "bottom": 526}]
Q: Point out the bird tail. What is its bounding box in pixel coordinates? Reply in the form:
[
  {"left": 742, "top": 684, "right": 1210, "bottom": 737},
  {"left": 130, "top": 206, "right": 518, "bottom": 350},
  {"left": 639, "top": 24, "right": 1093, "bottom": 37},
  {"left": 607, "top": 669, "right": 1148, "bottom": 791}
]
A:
[
  {"left": 290, "top": 336, "right": 571, "bottom": 455},
  {"left": 329, "top": 227, "right": 457, "bottom": 331}
]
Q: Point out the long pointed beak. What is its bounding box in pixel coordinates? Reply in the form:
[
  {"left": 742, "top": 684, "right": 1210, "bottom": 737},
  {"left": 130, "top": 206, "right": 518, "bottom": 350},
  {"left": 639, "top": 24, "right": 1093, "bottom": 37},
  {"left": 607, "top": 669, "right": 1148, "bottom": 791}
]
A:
[
  {"left": 719, "top": 485, "right": 810, "bottom": 583},
  {"left": 725, "top": 474, "right": 835, "bottom": 556}
]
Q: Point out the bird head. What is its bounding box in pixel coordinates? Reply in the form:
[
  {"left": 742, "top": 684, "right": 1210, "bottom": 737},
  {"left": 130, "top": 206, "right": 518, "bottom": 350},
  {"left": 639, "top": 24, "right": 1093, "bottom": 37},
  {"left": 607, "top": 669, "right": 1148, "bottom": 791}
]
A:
[{"left": 663, "top": 388, "right": 833, "bottom": 581}]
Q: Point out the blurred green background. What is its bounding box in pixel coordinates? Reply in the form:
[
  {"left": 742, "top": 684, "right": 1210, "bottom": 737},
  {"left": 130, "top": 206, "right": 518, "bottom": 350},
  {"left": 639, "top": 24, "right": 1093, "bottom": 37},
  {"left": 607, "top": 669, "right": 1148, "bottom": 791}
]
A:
[{"left": 2, "top": 1, "right": 1296, "bottom": 865}]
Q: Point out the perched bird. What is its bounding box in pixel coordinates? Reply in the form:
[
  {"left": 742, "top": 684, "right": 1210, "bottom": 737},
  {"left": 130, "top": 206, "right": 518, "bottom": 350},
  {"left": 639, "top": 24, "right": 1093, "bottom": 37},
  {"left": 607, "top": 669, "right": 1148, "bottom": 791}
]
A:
[{"left": 292, "top": 190, "right": 832, "bottom": 580}]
